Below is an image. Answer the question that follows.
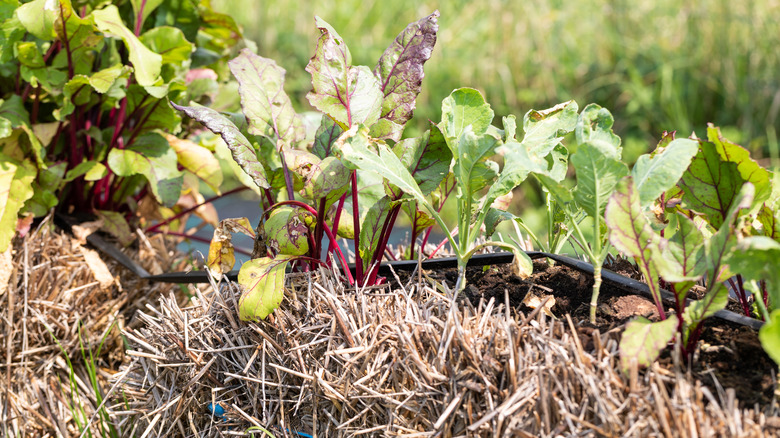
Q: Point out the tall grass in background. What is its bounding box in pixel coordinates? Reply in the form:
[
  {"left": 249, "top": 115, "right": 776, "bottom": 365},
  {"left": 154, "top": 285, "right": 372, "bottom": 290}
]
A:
[
  {"left": 213, "top": 0, "right": 780, "bottom": 158},
  {"left": 211, "top": 0, "right": 780, "bottom": 241}
]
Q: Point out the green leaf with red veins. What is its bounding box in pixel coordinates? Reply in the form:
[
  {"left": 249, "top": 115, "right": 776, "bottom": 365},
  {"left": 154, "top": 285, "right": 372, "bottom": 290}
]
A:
[
  {"left": 358, "top": 195, "right": 390, "bottom": 269},
  {"left": 619, "top": 316, "right": 677, "bottom": 374},
  {"left": 402, "top": 202, "right": 435, "bottom": 235},
  {"left": 702, "top": 182, "right": 754, "bottom": 287},
  {"left": 238, "top": 255, "right": 295, "bottom": 321},
  {"left": 229, "top": 49, "right": 304, "bottom": 144},
  {"left": 679, "top": 141, "right": 743, "bottom": 230},
  {"left": 312, "top": 115, "right": 344, "bottom": 159},
  {"left": 107, "top": 133, "right": 183, "bottom": 207},
  {"left": 705, "top": 124, "right": 772, "bottom": 207},
  {"left": 207, "top": 217, "right": 256, "bottom": 281},
  {"left": 172, "top": 102, "right": 270, "bottom": 189},
  {"left": 605, "top": 177, "right": 669, "bottom": 308},
  {"left": 301, "top": 156, "right": 351, "bottom": 204},
  {"left": 264, "top": 207, "right": 310, "bottom": 256},
  {"left": 390, "top": 122, "right": 451, "bottom": 197},
  {"left": 631, "top": 138, "right": 699, "bottom": 206},
  {"left": 658, "top": 213, "right": 705, "bottom": 297},
  {"left": 306, "top": 17, "right": 382, "bottom": 128},
  {"left": 373, "top": 10, "right": 439, "bottom": 141},
  {"left": 96, "top": 210, "right": 135, "bottom": 247}
]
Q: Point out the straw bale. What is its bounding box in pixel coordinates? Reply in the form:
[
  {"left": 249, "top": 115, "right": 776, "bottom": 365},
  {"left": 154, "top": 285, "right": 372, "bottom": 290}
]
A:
[
  {"left": 1, "top": 217, "right": 197, "bottom": 437},
  {"left": 115, "top": 267, "right": 778, "bottom": 437}
]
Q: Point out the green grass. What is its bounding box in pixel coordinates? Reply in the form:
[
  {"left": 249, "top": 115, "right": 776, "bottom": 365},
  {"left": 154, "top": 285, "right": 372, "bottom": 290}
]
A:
[{"left": 213, "top": 0, "right": 780, "bottom": 157}]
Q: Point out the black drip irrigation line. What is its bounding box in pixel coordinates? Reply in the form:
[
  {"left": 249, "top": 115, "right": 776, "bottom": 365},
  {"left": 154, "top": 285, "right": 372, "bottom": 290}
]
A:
[{"left": 54, "top": 213, "right": 763, "bottom": 330}]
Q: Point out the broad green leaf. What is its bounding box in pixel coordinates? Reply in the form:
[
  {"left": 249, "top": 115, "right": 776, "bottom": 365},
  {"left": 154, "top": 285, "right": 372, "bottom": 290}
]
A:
[
  {"left": 605, "top": 177, "right": 667, "bottom": 306},
  {"left": 165, "top": 134, "right": 222, "bottom": 193},
  {"left": 535, "top": 174, "right": 574, "bottom": 204},
  {"left": 0, "top": 95, "right": 29, "bottom": 129},
  {"left": 300, "top": 156, "right": 350, "bottom": 202},
  {"left": 306, "top": 17, "right": 382, "bottom": 127},
  {"left": 373, "top": 10, "right": 438, "bottom": 139},
  {"left": 576, "top": 104, "right": 621, "bottom": 159},
  {"left": 96, "top": 210, "right": 135, "bottom": 247},
  {"left": 208, "top": 217, "right": 256, "bottom": 281},
  {"left": 632, "top": 138, "right": 699, "bottom": 206},
  {"left": 440, "top": 88, "right": 494, "bottom": 146},
  {"left": 619, "top": 316, "right": 677, "bottom": 373},
  {"left": 0, "top": 11, "right": 26, "bottom": 65},
  {"left": 358, "top": 195, "right": 390, "bottom": 269},
  {"left": 127, "top": 85, "right": 182, "bottom": 133},
  {"left": 339, "top": 125, "right": 433, "bottom": 216},
  {"left": 64, "top": 161, "right": 106, "bottom": 182},
  {"left": 173, "top": 102, "right": 269, "bottom": 189},
  {"left": 702, "top": 182, "right": 754, "bottom": 285},
  {"left": 402, "top": 202, "right": 435, "bottom": 236},
  {"left": 238, "top": 255, "right": 294, "bottom": 321},
  {"left": 130, "top": 0, "right": 164, "bottom": 30},
  {"left": 92, "top": 5, "right": 162, "bottom": 86},
  {"left": 682, "top": 284, "right": 728, "bottom": 336},
  {"left": 313, "top": 115, "right": 344, "bottom": 159},
  {"left": 0, "top": 156, "right": 35, "bottom": 252},
  {"left": 107, "top": 133, "right": 183, "bottom": 207},
  {"left": 758, "top": 205, "right": 780, "bottom": 241},
  {"left": 453, "top": 126, "right": 499, "bottom": 200},
  {"left": 679, "top": 141, "right": 743, "bottom": 230},
  {"left": 264, "top": 207, "right": 310, "bottom": 256},
  {"left": 729, "top": 236, "right": 780, "bottom": 307},
  {"left": 152, "top": 0, "right": 200, "bottom": 41},
  {"left": 483, "top": 101, "right": 578, "bottom": 210},
  {"left": 16, "top": 41, "right": 44, "bottom": 67},
  {"left": 572, "top": 142, "right": 629, "bottom": 221},
  {"left": 25, "top": 162, "right": 67, "bottom": 216},
  {"left": 759, "top": 311, "right": 780, "bottom": 366},
  {"left": 658, "top": 213, "right": 706, "bottom": 293},
  {"left": 484, "top": 208, "right": 515, "bottom": 238},
  {"left": 16, "top": 0, "right": 57, "bottom": 39},
  {"left": 140, "top": 26, "right": 194, "bottom": 64},
  {"left": 229, "top": 49, "right": 304, "bottom": 144},
  {"left": 390, "top": 122, "right": 451, "bottom": 197},
  {"left": 706, "top": 124, "right": 771, "bottom": 208}
]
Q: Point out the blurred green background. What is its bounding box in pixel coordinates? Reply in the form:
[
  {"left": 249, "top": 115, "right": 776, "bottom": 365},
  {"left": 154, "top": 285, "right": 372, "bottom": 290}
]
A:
[
  {"left": 213, "top": 0, "right": 780, "bottom": 159},
  {"left": 210, "top": 0, "right": 780, "bottom": 247}
]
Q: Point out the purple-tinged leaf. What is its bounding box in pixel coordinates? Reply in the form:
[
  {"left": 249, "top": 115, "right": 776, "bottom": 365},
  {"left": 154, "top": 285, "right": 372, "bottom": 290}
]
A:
[
  {"left": 96, "top": 210, "right": 135, "bottom": 247},
  {"left": 264, "top": 207, "right": 310, "bottom": 256},
  {"left": 373, "top": 10, "right": 439, "bottom": 140},
  {"left": 658, "top": 213, "right": 705, "bottom": 293},
  {"left": 358, "top": 195, "right": 390, "bottom": 269},
  {"left": 173, "top": 102, "right": 270, "bottom": 189},
  {"left": 238, "top": 255, "right": 295, "bottom": 321},
  {"left": 229, "top": 49, "right": 305, "bottom": 144},
  {"left": 312, "top": 115, "right": 344, "bottom": 159},
  {"left": 306, "top": 17, "right": 382, "bottom": 128},
  {"left": 679, "top": 140, "right": 741, "bottom": 230},
  {"left": 605, "top": 177, "right": 668, "bottom": 309},
  {"left": 619, "top": 316, "right": 677, "bottom": 374}
]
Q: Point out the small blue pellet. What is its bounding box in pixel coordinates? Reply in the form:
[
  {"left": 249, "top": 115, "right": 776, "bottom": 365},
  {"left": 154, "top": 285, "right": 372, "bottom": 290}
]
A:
[{"left": 208, "top": 403, "right": 225, "bottom": 417}]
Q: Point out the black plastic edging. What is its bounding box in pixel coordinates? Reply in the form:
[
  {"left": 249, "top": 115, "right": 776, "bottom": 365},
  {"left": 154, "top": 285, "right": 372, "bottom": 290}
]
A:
[{"left": 54, "top": 213, "right": 763, "bottom": 330}]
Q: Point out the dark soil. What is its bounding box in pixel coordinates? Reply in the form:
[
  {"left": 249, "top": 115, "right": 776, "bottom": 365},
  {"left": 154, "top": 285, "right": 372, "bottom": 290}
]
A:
[{"left": 427, "top": 259, "right": 777, "bottom": 407}]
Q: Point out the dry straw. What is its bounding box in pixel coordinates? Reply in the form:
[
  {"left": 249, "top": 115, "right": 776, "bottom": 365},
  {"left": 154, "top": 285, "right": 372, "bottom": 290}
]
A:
[
  {"left": 1, "top": 218, "right": 198, "bottom": 437},
  {"left": 115, "top": 265, "right": 779, "bottom": 437}
]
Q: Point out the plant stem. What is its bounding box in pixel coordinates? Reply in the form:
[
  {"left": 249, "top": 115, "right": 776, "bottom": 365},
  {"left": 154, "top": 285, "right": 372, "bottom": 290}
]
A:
[
  {"left": 148, "top": 230, "right": 253, "bottom": 256},
  {"left": 589, "top": 265, "right": 603, "bottom": 323},
  {"left": 133, "top": 0, "right": 147, "bottom": 36},
  {"left": 350, "top": 171, "right": 363, "bottom": 282},
  {"left": 145, "top": 186, "right": 250, "bottom": 233}
]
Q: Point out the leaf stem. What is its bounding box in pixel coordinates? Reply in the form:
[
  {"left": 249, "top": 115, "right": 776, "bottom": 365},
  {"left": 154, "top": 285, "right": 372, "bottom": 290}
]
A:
[
  {"left": 145, "top": 186, "right": 249, "bottom": 233},
  {"left": 351, "top": 170, "right": 363, "bottom": 281}
]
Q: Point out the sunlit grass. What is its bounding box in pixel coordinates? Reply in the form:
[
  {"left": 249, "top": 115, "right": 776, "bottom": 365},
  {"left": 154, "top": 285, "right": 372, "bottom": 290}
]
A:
[{"left": 214, "top": 0, "right": 780, "bottom": 155}]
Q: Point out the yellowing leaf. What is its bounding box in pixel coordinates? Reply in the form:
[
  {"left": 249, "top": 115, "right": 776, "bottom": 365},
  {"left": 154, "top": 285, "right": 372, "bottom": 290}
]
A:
[
  {"left": 165, "top": 134, "right": 223, "bottom": 193},
  {"left": 238, "top": 255, "right": 294, "bottom": 321}
]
